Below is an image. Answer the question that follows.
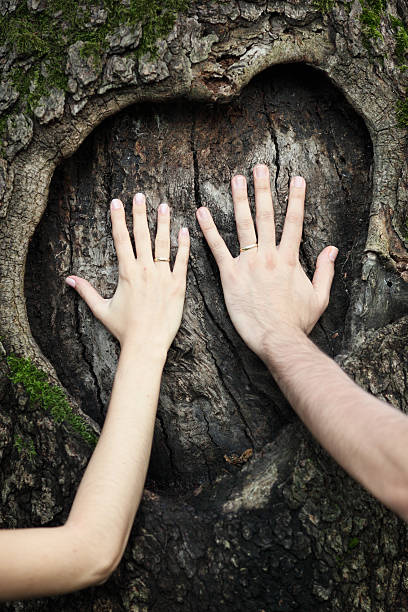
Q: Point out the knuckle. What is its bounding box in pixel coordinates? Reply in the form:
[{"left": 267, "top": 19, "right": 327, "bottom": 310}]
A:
[
  {"left": 256, "top": 209, "right": 274, "bottom": 222},
  {"left": 113, "top": 228, "right": 129, "bottom": 244},
  {"left": 155, "top": 237, "right": 169, "bottom": 251},
  {"left": 133, "top": 203, "right": 146, "bottom": 215},
  {"left": 262, "top": 252, "right": 276, "bottom": 269},
  {"left": 210, "top": 239, "right": 224, "bottom": 252},
  {"left": 237, "top": 217, "right": 254, "bottom": 231},
  {"left": 255, "top": 182, "right": 270, "bottom": 192},
  {"left": 285, "top": 252, "right": 298, "bottom": 267},
  {"left": 203, "top": 221, "right": 215, "bottom": 233},
  {"left": 172, "top": 278, "right": 186, "bottom": 296},
  {"left": 285, "top": 211, "right": 302, "bottom": 225}
]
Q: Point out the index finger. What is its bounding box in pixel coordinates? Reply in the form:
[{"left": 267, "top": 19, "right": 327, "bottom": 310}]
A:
[
  {"left": 196, "top": 207, "right": 232, "bottom": 268},
  {"left": 279, "top": 176, "right": 306, "bottom": 260}
]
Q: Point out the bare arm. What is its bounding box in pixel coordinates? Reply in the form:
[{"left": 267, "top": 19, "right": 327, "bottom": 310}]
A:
[
  {"left": 263, "top": 328, "right": 408, "bottom": 521},
  {"left": 197, "top": 164, "right": 408, "bottom": 522},
  {"left": 0, "top": 195, "right": 189, "bottom": 600}
]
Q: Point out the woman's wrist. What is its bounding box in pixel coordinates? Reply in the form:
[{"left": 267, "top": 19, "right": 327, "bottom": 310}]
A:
[{"left": 119, "top": 336, "right": 168, "bottom": 365}]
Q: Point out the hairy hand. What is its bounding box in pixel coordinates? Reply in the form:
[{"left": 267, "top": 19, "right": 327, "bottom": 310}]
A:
[
  {"left": 66, "top": 194, "right": 190, "bottom": 354},
  {"left": 196, "top": 165, "right": 337, "bottom": 361}
]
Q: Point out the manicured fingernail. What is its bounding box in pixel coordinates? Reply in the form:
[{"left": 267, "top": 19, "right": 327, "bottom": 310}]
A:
[
  {"left": 197, "top": 207, "right": 209, "bottom": 220},
  {"left": 180, "top": 227, "right": 189, "bottom": 237},
  {"left": 134, "top": 192, "right": 145, "bottom": 205},
  {"left": 111, "top": 199, "right": 122, "bottom": 209},
  {"left": 329, "top": 247, "right": 338, "bottom": 262},
  {"left": 65, "top": 277, "right": 76, "bottom": 288},
  {"left": 233, "top": 175, "right": 246, "bottom": 188},
  {"left": 159, "top": 203, "right": 169, "bottom": 215},
  {"left": 293, "top": 176, "right": 304, "bottom": 188},
  {"left": 254, "top": 164, "right": 268, "bottom": 178}
]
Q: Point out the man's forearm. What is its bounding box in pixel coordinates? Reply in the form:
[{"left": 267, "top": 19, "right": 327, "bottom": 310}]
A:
[{"left": 263, "top": 329, "right": 408, "bottom": 520}]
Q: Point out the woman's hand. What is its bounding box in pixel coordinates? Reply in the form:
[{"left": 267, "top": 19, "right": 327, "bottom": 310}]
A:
[
  {"left": 196, "top": 165, "right": 337, "bottom": 361},
  {"left": 66, "top": 193, "right": 190, "bottom": 354}
]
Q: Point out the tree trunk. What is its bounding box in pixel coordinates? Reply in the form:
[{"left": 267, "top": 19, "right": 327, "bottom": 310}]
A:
[{"left": 1, "top": 1, "right": 408, "bottom": 610}]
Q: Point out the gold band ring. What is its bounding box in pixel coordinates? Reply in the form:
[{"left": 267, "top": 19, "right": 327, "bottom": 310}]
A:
[
  {"left": 154, "top": 257, "right": 170, "bottom": 262},
  {"left": 240, "top": 243, "right": 258, "bottom": 252}
]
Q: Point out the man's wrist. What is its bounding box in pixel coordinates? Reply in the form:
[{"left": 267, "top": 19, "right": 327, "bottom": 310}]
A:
[{"left": 259, "top": 325, "right": 311, "bottom": 373}]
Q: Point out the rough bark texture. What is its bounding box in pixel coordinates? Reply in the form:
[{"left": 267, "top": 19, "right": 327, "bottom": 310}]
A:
[{"left": 1, "top": 1, "right": 408, "bottom": 610}]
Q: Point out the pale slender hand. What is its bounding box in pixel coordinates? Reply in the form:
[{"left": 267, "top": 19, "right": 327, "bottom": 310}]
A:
[
  {"left": 196, "top": 165, "right": 338, "bottom": 361},
  {"left": 66, "top": 194, "right": 190, "bottom": 353}
]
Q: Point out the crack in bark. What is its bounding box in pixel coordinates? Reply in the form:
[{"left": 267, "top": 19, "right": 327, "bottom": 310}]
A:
[
  {"left": 190, "top": 106, "right": 202, "bottom": 210},
  {"left": 262, "top": 88, "right": 280, "bottom": 205},
  {"left": 67, "top": 174, "right": 104, "bottom": 418},
  {"left": 190, "top": 265, "right": 255, "bottom": 449},
  {"left": 188, "top": 112, "right": 256, "bottom": 448},
  {"left": 155, "top": 406, "right": 178, "bottom": 482}
]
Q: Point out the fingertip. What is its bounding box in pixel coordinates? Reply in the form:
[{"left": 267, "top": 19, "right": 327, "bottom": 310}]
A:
[
  {"left": 231, "top": 174, "right": 246, "bottom": 189},
  {"left": 133, "top": 192, "right": 145, "bottom": 206},
  {"left": 328, "top": 246, "right": 339, "bottom": 263},
  {"left": 65, "top": 276, "right": 76, "bottom": 288},
  {"left": 253, "top": 164, "right": 269, "bottom": 178},
  {"left": 291, "top": 176, "right": 305, "bottom": 189},
  {"left": 111, "top": 198, "right": 122, "bottom": 210},
  {"left": 179, "top": 227, "right": 190, "bottom": 240},
  {"left": 158, "top": 202, "right": 169, "bottom": 216},
  {"left": 196, "top": 207, "right": 209, "bottom": 221}
]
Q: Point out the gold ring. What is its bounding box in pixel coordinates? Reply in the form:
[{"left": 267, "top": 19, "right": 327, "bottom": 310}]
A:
[
  {"left": 240, "top": 243, "right": 258, "bottom": 252},
  {"left": 154, "top": 257, "right": 170, "bottom": 262}
]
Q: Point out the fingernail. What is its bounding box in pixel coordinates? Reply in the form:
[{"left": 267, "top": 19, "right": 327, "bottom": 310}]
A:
[
  {"left": 197, "top": 207, "right": 208, "bottom": 220},
  {"left": 233, "top": 175, "right": 246, "bottom": 188},
  {"left": 180, "top": 227, "right": 189, "bottom": 237},
  {"left": 159, "top": 203, "right": 169, "bottom": 215},
  {"left": 329, "top": 247, "right": 338, "bottom": 262},
  {"left": 254, "top": 164, "right": 268, "bottom": 178},
  {"left": 65, "top": 277, "right": 76, "bottom": 288},
  {"left": 293, "top": 176, "right": 304, "bottom": 188},
  {"left": 134, "top": 192, "right": 145, "bottom": 205},
  {"left": 111, "top": 199, "right": 122, "bottom": 209}
]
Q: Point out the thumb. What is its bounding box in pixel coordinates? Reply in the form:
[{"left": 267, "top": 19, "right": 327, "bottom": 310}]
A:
[
  {"left": 312, "top": 246, "right": 338, "bottom": 311},
  {"left": 65, "top": 275, "right": 106, "bottom": 319}
]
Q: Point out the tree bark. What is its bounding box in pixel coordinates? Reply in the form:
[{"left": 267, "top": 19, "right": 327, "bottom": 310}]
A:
[{"left": 1, "top": 1, "right": 408, "bottom": 610}]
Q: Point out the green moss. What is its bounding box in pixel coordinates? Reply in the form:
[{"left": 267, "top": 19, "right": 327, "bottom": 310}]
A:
[
  {"left": 0, "top": 0, "right": 190, "bottom": 144},
  {"left": 313, "top": 0, "right": 336, "bottom": 13},
  {"left": 390, "top": 15, "right": 408, "bottom": 65},
  {"left": 348, "top": 536, "right": 359, "bottom": 550},
  {"left": 359, "top": 0, "right": 387, "bottom": 45},
  {"left": 396, "top": 96, "right": 408, "bottom": 127},
  {"left": 14, "top": 433, "right": 37, "bottom": 461},
  {"left": 7, "top": 355, "right": 98, "bottom": 447}
]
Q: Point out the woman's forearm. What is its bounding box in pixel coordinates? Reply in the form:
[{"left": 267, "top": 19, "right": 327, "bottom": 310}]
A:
[
  {"left": 0, "top": 345, "right": 166, "bottom": 601},
  {"left": 66, "top": 343, "right": 166, "bottom": 570},
  {"left": 263, "top": 329, "right": 408, "bottom": 520}
]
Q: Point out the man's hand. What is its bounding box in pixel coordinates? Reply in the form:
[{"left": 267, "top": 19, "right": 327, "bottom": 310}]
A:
[
  {"left": 196, "top": 164, "right": 338, "bottom": 361},
  {"left": 66, "top": 194, "right": 190, "bottom": 354}
]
